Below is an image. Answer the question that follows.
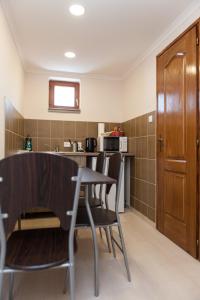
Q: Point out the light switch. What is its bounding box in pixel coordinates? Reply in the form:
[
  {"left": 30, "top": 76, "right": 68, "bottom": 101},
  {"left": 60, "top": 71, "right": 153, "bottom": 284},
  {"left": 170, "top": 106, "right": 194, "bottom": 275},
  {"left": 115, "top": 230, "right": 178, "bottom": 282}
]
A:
[{"left": 148, "top": 115, "right": 153, "bottom": 123}]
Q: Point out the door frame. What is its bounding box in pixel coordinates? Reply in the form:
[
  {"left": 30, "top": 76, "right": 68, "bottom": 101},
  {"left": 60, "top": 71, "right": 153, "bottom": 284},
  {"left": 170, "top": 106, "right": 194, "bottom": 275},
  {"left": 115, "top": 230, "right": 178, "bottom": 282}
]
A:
[
  {"left": 156, "top": 19, "right": 200, "bottom": 258},
  {"left": 198, "top": 21, "right": 200, "bottom": 260}
]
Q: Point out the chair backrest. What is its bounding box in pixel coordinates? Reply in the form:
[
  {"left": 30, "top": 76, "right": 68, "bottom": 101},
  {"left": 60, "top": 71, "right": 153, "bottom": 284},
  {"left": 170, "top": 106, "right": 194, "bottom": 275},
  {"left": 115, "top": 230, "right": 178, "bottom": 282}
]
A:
[
  {"left": 96, "top": 152, "right": 105, "bottom": 173},
  {"left": 94, "top": 152, "right": 106, "bottom": 200},
  {"left": 0, "top": 152, "right": 79, "bottom": 237},
  {"left": 106, "top": 153, "right": 122, "bottom": 195}
]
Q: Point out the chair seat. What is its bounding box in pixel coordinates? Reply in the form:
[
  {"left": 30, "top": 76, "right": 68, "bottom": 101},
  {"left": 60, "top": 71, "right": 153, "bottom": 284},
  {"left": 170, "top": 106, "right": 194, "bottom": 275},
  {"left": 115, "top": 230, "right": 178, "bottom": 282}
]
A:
[
  {"left": 76, "top": 207, "right": 117, "bottom": 227},
  {"left": 78, "top": 196, "right": 102, "bottom": 208},
  {"left": 6, "top": 227, "right": 76, "bottom": 271}
]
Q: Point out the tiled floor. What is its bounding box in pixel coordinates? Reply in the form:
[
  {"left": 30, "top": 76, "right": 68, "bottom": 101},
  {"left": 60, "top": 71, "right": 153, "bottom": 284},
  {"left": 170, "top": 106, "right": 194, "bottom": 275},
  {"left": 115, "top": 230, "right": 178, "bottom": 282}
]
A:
[{"left": 3, "top": 209, "right": 200, "bottom": 300}]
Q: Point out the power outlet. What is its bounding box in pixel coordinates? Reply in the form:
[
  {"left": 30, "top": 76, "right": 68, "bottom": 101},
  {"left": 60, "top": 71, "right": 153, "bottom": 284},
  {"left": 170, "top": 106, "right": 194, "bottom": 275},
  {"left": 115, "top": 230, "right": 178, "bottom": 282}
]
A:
[
  {"left": 148, "top": 115, "right": 153, "bottom": 123},
  {"left": 64, "top": 141, "right": 71, "bottom": 148}
]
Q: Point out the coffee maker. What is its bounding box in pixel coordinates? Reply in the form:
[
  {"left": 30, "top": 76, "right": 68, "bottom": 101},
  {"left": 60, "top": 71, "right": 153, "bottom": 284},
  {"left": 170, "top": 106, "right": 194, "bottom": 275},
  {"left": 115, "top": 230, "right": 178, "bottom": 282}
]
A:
[{"left": 85, "top": 137, "right": 97, "bottom": 152}]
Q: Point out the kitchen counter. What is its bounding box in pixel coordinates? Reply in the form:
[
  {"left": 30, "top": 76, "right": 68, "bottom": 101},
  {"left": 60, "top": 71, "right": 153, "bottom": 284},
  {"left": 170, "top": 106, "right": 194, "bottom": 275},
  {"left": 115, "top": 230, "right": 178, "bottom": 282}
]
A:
[
  {"left": 17, "top": 150, "right": 135, "bottom": 157},
  {"left": 43, "top": 151, "right": 135, "bottom": 157}
]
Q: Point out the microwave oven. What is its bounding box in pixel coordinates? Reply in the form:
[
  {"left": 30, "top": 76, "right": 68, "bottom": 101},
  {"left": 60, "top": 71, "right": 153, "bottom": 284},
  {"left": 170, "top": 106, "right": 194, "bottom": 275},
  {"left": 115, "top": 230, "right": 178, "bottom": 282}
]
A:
[{"left": 97, "top": 136, "right": 128, "bottom": 152}]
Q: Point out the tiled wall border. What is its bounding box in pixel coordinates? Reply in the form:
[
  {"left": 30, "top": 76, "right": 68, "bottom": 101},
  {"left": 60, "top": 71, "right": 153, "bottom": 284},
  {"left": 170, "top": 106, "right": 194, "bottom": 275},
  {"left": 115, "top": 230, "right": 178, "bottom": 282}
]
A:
[
  {"left": 122, "top": 111, "right": 156, "bottom": 221},
  {"left": 5, "top": 100, "right": 24, "bottom": 157}
]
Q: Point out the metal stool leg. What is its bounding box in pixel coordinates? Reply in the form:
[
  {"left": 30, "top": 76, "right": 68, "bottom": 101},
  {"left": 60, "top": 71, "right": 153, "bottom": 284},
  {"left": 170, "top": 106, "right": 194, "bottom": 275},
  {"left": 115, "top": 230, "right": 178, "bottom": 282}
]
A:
[
  {"left": 8, "top": 273, "right": 14, "bottom": 300},
  {"left": 0, "top": 272, "right": 3, "bottom": 300},
  {"left": 109, "top": 226, "right": 116, "bottom": 258},
  {"left": 117, "top": 223, "right": 131, "bottom": 282},
  {"left": 85, "top": 186, "right": 99, "bottom": 297},
  {"left": 69, "top": 265, "right": 75, "bottom": 300},
  {"left": 104, "top": 227, "right": 111, "bottom": 253}
]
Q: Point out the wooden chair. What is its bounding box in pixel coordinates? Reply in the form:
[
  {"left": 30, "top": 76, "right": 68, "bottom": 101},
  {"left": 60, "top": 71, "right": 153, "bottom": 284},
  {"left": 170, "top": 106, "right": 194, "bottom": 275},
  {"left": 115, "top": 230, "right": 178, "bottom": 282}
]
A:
[
  {"left": 76, "top": 153, "right": 131, "bottom": 282},
  {"left": 0, "top": 152, "right": 82, "bottom": 300}
]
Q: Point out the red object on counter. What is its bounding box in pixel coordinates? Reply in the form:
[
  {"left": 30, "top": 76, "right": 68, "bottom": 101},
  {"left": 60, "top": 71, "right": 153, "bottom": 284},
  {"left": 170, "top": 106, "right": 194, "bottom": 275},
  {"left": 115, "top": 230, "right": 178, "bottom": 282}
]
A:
[
  {"left": 111, "top": 131, "right": 124, "bottom": 137},
  {"left": 110, "top": 126, "right": 124, "bottom": 137},
  {"left": 111, "top": 131, "right": 119, "bottom": 136}
]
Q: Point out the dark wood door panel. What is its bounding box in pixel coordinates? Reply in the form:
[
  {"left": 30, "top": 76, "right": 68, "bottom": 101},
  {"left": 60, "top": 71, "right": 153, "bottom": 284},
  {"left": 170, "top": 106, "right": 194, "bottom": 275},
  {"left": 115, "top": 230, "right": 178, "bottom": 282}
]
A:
[
  {"left": 164, "top": 55, "right": 186, "bottom": 159},
  {"left": 157, "top": 25, "right": 198, "bottom": 257},
  {"left": 164, "top": 160, "right": 187, "bottom": 173},
  {"left": 164, "top": 171, "right": 186, "bottom": 222},
  {"left": 164, "top": 214, "right": 187, "bottom": 250}
]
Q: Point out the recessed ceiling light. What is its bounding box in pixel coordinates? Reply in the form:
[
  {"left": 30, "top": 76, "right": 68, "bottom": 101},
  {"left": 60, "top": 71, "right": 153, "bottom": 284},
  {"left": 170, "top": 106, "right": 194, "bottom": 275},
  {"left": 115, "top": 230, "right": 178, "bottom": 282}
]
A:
[
  {"left": 176, "top": 52, "right": 184, "bottom": 56},
  {"left": 69, "top": 4, "right": 85, "bottom": 16},
  {"left": 64, "top": 51, "right": 76, "bottom": 58}
]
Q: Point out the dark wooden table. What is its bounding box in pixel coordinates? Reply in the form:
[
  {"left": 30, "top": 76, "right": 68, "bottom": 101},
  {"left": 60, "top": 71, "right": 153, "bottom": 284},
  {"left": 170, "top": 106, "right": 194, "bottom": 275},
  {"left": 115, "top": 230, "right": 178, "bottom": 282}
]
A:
[
  {"left": 75, "top": 167, "right": 116, "bottom": 297},
  {"left": 80, "top": 167, "right": 116, "bottom": 185}
]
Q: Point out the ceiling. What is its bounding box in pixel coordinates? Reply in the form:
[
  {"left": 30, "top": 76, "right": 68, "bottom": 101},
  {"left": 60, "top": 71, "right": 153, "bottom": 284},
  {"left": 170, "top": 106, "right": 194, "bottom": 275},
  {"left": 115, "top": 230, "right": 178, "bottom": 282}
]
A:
[{"left": 1, "top": 0, "right": 198, "bottom": 79}]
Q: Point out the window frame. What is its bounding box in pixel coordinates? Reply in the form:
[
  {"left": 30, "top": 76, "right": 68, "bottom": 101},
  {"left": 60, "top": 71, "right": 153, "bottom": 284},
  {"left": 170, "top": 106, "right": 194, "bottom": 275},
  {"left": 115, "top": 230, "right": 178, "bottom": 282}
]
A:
[{"left": 49, "top": 80, "right": 80, "bottom": 112}]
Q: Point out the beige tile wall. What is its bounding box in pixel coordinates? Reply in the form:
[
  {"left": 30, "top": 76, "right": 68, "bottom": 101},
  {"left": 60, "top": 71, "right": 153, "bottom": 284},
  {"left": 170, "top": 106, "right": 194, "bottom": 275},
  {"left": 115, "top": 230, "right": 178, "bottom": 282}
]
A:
[
  {"left": 24, "top": 119, "right": 121, "bottom": 152},
  {"left": 5, "top": 100, "right": 24, "bottom": 157},
  {"left": 122, "top": 111, "right": 156, "bottom": 221}
]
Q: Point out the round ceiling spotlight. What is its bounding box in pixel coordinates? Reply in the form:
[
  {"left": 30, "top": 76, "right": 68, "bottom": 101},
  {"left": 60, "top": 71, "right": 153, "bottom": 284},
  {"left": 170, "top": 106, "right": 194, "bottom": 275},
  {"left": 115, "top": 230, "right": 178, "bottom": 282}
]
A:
[
  {"left": 69, "top": 4, "right": 85, "bottom": 16},
  {"left": 64, "top": 51, "right": 76, "bottom": 58}
]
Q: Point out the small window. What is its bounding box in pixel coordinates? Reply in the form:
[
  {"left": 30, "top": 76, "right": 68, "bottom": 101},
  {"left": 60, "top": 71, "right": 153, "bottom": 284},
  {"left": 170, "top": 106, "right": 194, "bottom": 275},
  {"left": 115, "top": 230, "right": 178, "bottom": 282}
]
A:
[{"left": 49, "top": 80, "right": 80, "bottom": 112}]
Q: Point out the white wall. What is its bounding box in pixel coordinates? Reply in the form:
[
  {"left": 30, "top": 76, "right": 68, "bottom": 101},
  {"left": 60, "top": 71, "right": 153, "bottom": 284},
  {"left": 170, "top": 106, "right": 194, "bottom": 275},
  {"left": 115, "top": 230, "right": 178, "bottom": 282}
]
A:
[
  {"left": 122, "top": 2, "right": 200, "bottom": 121},
  {"left": 23, "top": 71, "right": 123, "bottom": 123},
  {"left": 0, "top": 4, "right": 24, "bottom": 158},
  {"left": 123, "top": 54, "right": 156, "bottom": 120}
]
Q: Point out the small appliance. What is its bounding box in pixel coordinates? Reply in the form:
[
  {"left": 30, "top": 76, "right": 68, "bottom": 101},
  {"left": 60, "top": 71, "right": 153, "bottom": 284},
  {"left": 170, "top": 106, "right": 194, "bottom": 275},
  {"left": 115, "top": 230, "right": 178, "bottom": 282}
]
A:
[{"left": 97, "top": 136, "right": 128, "bottom": 152}]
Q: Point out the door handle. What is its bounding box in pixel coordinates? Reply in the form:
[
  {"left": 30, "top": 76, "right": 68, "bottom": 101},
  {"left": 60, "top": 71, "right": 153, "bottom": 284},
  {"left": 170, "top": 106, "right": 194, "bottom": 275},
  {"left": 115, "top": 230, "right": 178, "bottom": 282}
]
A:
[{"left": 157, "top": 136, "right": 164, "bottom": 151}]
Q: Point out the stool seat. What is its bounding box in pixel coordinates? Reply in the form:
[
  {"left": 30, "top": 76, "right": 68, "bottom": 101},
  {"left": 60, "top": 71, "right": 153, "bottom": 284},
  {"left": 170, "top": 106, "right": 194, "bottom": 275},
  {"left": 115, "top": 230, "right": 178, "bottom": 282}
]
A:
[
  {"left": 78, "top": 197, "right": 102, "bottom": 208},
  {"left": 77, "top": 207, "right": 117, "bottom": 227}
]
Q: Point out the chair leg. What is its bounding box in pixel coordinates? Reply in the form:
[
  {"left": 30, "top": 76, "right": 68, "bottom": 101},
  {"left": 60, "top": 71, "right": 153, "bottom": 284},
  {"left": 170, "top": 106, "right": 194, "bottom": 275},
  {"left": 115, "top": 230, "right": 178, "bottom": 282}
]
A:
[
  {"left": 8, "top": 273, "right": 14, "bottom": 300},
  {"left": 104, "top": 227, "right": 111, "bottom": 253},
  {"left": 99, "top": 227, "right": 103, "bottom": 238},
  {"left": 85, "top": 186, "right": 99, "bottom": 297},
  {"left": 117, "top": 223, "right": 131, "bottom": 282},
  {"left": 63, "top": 269, "right": 69, "bottom": 294},
  {"left": 109, "top": 226, "right": 116, "bottom": 258},
  {"left": 69, "top": 265, "right": 75, "bottom": 300},
  {"left": 0, "top": 273, "right": 3, "bottom": 300}
]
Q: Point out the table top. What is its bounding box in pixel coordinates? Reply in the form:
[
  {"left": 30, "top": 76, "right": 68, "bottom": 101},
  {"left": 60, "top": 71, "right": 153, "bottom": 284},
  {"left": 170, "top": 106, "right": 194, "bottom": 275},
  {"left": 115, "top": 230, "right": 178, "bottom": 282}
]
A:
[{"left": 75, "top": 167, "right": 117, "bottom": 185}]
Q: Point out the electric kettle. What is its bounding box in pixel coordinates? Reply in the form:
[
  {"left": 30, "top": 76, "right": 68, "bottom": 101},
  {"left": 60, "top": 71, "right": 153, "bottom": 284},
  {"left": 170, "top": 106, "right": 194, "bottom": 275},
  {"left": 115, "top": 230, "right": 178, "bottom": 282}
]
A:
[{"left": 85, "top": 137, "right": 97, "bottom": 152}]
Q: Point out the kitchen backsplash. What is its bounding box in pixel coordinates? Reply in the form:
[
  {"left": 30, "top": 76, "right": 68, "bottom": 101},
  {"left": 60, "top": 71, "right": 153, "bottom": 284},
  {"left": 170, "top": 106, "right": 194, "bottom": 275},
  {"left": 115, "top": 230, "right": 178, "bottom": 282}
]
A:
[
  {"left": 4, "top": 100, "right": 121, "bottom": 154},
  {"left": 24, "top": 120, "right": 121, "bottom": 152},
  {"left": 122, "top": 111, "right": 156, "bottom": 222}
]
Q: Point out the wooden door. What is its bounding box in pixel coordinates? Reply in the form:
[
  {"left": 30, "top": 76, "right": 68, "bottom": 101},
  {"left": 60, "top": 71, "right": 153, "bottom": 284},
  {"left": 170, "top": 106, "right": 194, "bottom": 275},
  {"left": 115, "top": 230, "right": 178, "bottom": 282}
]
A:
[{"left": 157, "top": 25, "right": 198, "bottom": 257}]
